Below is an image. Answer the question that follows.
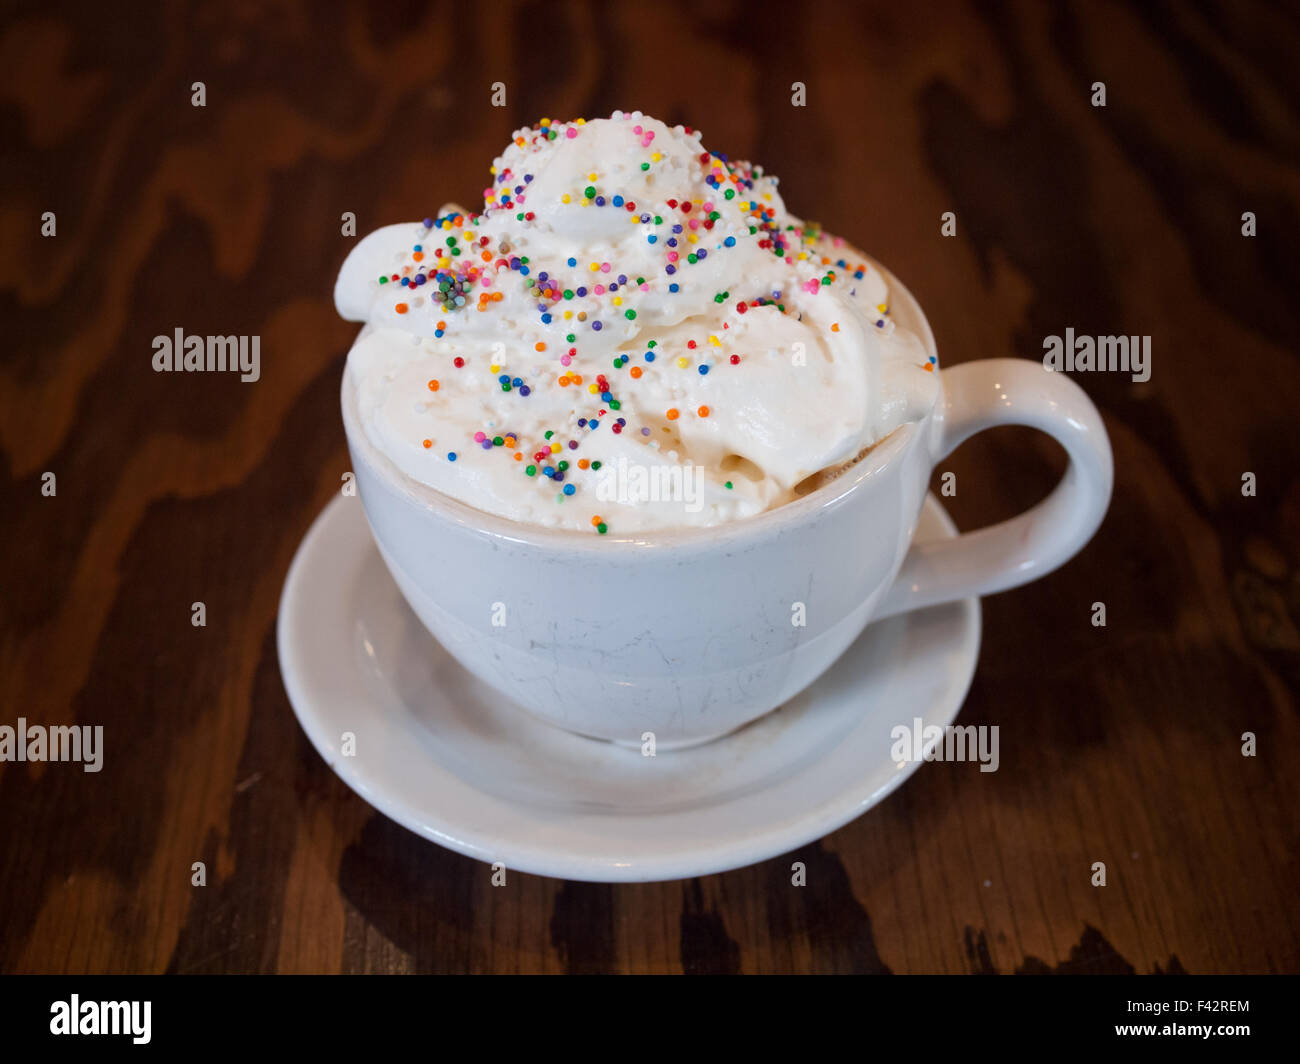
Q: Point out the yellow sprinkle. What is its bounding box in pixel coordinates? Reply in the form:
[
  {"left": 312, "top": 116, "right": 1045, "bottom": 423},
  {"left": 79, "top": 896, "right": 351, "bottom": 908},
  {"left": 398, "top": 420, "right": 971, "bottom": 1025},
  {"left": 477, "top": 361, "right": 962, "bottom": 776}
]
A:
[
  {"left": 677, "top": 357, "right": 689, "bottom": 368},
  {"left": 612, "top": 296, "right": 623, "bottom": 306},
  {"left": 797, "top": 252, "right": 807, "bottom": 261},
  {"left": 588, "top": 383, "right": 599, "bottom": 393},
  {"left": 564, "top": 311, "right": 573, "bottom": 319},
  {"left": 561, "top": 193, "right": 571, "bottom": 204},
  {"left": 576, "top": 117, "right": 586, "bottom": 125},
  {"left": 687, "top": 233, "right": 698, "bottom": 244},
  {"left": 550, "top": 442, "right": 562, "bottom": 453},
  {"left": 877, "top": 303, "right": 889, "bottom": 313},
  {"left": 490, "top": 364, "right": 501, "bottom": 373},
  {"left": 651, "top": 152, "right": 661, "bottom": 162},
  {"left": 590, "top": 262, "right": 600, "bottom": 272},
  {"left": 709, "top": 335, "right": 720, "bottom": 346}
]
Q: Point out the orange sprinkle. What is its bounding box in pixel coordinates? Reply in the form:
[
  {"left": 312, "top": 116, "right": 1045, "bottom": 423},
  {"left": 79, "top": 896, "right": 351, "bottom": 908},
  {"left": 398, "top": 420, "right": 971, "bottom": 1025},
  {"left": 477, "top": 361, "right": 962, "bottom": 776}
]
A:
[
  {"left": 412, "top": 251, "right": 425, "bottom": 262},
  {"left": 591, "top": 515, "right": 603, "bottom": 527},
  {"left": 558, "top": 375, "right": 570, "bottom": 386},
  {"left": 571, "top": 374, "right": 583, "bottom": 384},
  {"left": 513, "top": 452, "right": 523, "bottom": 461},
  {"left": 831, "top": 323, "right": 840, "bottom": 332},
  {"left": 578, "top": 458, "right": 590, "bottom": 469},
  {"left": 422, "top": 439, "right": 432, "bottom": 448},
  {"left": 666, "top": 408, "right": 680, "bottom": 421},
  {"left": 630, "top": 366, "right": 643, "bottom": 379},
  {"left": 437, "top": 321, "right": 446, "bottom": 330},
  {"left": 394, "top": 303, "right": 409, "bottom": 314},
  {"left": 923, "top": 362, "right": 934, "bottom": 371},
  {"left": 428, "top": 379, "right": 440, "bottom": 392},
  {"left": 481, "top": 250, "right": 492, "bottom": 261},
  {"left": 535, "top": 341, "right": 547, "bottom": 352},
  {"left": 698, "top": 405, "right": 710, "bottom": 417}
]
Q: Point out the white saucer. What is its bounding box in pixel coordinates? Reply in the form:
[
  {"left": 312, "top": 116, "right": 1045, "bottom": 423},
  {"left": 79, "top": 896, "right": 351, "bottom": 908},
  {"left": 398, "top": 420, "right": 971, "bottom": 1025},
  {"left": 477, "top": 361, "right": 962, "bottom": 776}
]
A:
[{"left": 277, "top": 494, "right": 980, "bottom": 882}]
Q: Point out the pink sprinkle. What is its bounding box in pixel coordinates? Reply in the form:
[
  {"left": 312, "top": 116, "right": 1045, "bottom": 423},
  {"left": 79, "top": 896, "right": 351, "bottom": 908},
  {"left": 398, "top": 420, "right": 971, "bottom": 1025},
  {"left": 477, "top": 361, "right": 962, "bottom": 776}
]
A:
[
  {"left": 593, "top": 284, "right": 605, "bottom": 295},
  {"left": 667, "top": 251, "right": 679, "bottom": 262},
  {"left": 474, "top": 431, "right": 487, "bottom": 442},
  {"left": 639, "top": 282, "right": 649, "bottom": 291},
  {"left": 561, "top": 355, "right": 572, "bottom": 365},
  {"left": 633, "top": 124, "right": 643, "bottom": 134},
  {"left": 688, "top": 218, "right": 700, "bottom": 230},
  {"left": 803, "top": 279, "right": 820, "bottom": 294},
  {"left": 566, "top": 127, "right": 578, "bottom": 139},
  {"left": 600, "top": 262, "right": 611, "bottom": 273}
]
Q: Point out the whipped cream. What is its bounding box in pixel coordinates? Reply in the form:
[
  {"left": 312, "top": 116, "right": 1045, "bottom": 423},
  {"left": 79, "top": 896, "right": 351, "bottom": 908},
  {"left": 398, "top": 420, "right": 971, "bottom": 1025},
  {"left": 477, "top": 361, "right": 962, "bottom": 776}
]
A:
[{"left": 336, "top": 112, "right": 938, "bottom": 533}]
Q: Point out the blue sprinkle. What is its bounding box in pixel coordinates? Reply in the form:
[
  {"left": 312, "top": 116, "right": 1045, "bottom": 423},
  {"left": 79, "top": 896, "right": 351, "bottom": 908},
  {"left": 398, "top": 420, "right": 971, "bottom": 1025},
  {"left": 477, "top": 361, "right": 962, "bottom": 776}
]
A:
[
  {"left": 589, "top": 419, "right": 600, "bottom": 429},
  {"left": 645, "top": 352, "right": 656, "bottom": 362},
  {"left": 698, "top": 364, "right": 709, "bottom": 375},
  {"left": 498, "top": 374, "right": 510, "bottom": 384},
  {"left": 724, "top": 236, "right": 736, "bottom": 247},
  {"left": 447, "top": 451, "right": 457, "bottom": 461},
  {"left": 541, "top": 313, "right": 552, "bottom": 323},
  {"left": 668, "top": 283, "right": 679, "bottom": 293},
  {"left": 563, "top": 483, "right": 576, "bottom": 495},
  {"left": 413, "top": 244, "right": 423, "bottom": 252},
  {"left": 567, "top": 257, "right": 577, "bottom": 267},
  {"left": 512, "top": 377, "right": 523, "bottom": 387},
  {"left": 543, "top": 467, "right": 555, "bottom": 478},
  {"left": 601, "top": 391, "right": 613, "bottom": 402},
  {"left": 612, "top": 195, "right": 624, "bottom": 207},
  {"left": 648, "top": 235, "right": 658, "bottom": 244}
]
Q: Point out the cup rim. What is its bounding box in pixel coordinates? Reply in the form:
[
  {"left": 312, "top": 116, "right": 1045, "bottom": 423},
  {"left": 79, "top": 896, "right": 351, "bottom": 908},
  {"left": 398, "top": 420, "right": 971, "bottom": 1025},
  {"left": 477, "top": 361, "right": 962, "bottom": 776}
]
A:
[{"left": 342, "top": 257, "right": 939, "bottom": 552}]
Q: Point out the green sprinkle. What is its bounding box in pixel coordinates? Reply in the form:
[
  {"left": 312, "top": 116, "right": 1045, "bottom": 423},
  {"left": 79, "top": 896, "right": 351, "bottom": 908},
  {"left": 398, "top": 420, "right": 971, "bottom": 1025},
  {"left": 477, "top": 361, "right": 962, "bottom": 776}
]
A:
[
  {"left": 492, "top": 436, "right": 504, "bottom": 446},
  {"left": 647, "top": 340, "right": 657, "bottom": 348},
  {"left": 501, "top": 382, "right": 511, "bottom": 392},
  {"left": 653, "top": 216, "right": 662, "bottom": 225},
  {"left": 640, "top": 162, "right": 650, "bottom": 171},
  {"left": 526, "top": 465, "right": 537, "bottom": 476},
  {"left": 566, "top": 333, "right": 576, "bottom": 342},
  {"left": 708, "top": 211, "right": 720, "bottom": 221},
  {"left": 584, "top": 185, "right": 596, "bottom": 199},
  {"left": 563, "top": 289, "right": 574, "bottom": 300},
  {"left": 544, "top": 430, "right": 554, "bottom": 440},
  {"left": 557, "top": 460, "right": 569, "bottom": 471},
  {"left": 624, "top": 309, "right": 636, "bottom": 320},
  {"left": 596, "top": 522, "right": 608, "bottom": 534},
  {"left": 609, "top": 399, "right": 621, "bottom": 410},
  {"left": 590, "top": 460, "right": 602, "bottom": 471},
  {"left": 725, "top": 481, "right": 733, "bottom": 489},
  {"left": 688, "top": 254, "right": 698, "bottom": 264},
  {"left": 724, "top": 189, "right": 735, "bottom": 200}
]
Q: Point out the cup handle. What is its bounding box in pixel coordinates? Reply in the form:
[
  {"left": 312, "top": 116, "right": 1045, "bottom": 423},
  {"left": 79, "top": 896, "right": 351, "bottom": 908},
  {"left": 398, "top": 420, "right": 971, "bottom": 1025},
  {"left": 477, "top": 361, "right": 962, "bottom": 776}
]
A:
[{"left": 875, "top": 358, "right": 1113, "bottom": 620}]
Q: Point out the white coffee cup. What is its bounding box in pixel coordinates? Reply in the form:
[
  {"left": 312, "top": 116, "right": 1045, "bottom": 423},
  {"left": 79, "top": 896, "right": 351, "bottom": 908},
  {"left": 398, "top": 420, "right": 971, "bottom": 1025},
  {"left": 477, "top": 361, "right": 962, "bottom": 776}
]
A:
[{"left": 341, "top": 260, "right": 1112, "bottom": 748}]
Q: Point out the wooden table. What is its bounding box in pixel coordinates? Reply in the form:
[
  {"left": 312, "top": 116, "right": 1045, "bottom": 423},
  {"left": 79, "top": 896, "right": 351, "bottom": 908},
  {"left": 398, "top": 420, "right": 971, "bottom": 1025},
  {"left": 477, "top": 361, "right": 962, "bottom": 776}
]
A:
[{"left": 2, "top": 0, "right": 1296, "bottom": 974}]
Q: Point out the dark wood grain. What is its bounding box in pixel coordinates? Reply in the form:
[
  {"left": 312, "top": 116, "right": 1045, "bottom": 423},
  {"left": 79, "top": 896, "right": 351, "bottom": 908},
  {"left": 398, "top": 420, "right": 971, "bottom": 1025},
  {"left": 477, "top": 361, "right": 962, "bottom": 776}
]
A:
[{"left": 1, "top": 0, "right": 1297, "bottom": 974}]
